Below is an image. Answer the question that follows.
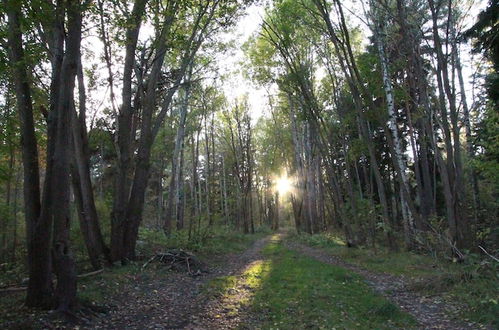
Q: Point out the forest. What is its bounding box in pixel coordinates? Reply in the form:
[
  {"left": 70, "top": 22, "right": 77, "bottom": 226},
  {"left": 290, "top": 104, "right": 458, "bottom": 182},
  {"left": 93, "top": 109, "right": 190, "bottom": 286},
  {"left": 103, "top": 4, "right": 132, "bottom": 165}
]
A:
[{"left": 0, "top": 0, "right": 498, "bottom": 328}]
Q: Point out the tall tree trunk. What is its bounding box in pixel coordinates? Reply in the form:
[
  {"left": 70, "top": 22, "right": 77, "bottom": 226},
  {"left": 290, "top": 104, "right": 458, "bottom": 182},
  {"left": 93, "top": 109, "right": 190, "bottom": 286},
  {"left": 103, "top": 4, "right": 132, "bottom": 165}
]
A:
[
  {"left": 273, "top": 192, "right": 280, "bottom": 230},
  {"left": 429, "top": 0, "right": 472, "bottom": 249},
  {"left": 6, "top": 0, "right": 49, "bottom": 308},
  {"left": 119, "top": 5, "right": 177, "bottom": 260},
  {"left": 176, "top": 145, "right": 185, "bottom": 230},
  {"left": 189, "top": 134, "right": 200, "bottom": 239},
  {"left": 110, "top": 0, "right": 149, "bottom": 263},
  {"left": 164, "top": 81, "right": 191, "bottom": 234},
  {"left": 12, "top": 165, "right": 21, "bottom": 263},
  {"left": 313, "top": 0, "right": 395, "bottom": 249},
  {"left": 97, "top": 0, "right": 118, "bottom": 114},
  {"left": 51, "top": 1, "right": 82, "bottom": 311},
  {"left": 454, "top": 38, "right": 480, "bottom": 225},
  {"left": 396, "top": 0, "right": 435, "bottom": 225},
  {"left": 118, "top": 0, "right": 212, "bottom": 259},
  {"left": 71, "top": 57, "right": 109, "bottom": 269},
  {"left": 204, "top": 113, "right": 212, "bottom": 226},
  {"left": 370, "top": 7, "right": 417, "bottom": 247},
  {"left": 288, "top": 95, "right": 307, "bottom": 232},
  {"left": 317, "top": 158, "right": 326, "bottom": 231},
  {"left": 3, "top": 125, "right": 14, "bottom": 261}
]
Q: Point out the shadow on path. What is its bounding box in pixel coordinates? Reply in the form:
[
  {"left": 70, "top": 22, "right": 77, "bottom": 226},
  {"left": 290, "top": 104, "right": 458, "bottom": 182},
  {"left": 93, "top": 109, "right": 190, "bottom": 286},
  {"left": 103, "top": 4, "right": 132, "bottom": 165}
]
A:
[
  {"left": 185, "top": 233, "right": 282, "bottom": 329},
  {"left": 90, "top": 234, "right": 275, "bottom": 329}
]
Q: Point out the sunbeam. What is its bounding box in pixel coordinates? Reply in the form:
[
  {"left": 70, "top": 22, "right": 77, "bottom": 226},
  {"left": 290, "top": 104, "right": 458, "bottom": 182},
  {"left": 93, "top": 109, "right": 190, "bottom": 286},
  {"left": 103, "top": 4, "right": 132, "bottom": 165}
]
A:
[{"left": 275, "top": 175, "right": 292, "bottom": 195}]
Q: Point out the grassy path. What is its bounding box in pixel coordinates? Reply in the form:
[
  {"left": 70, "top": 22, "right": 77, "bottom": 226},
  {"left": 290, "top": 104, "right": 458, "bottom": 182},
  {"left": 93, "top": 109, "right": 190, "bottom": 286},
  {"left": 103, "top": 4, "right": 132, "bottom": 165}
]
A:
[
  {"left": 195, "top": 233, "right": 417, "bottom": 329},
  {"left": 285, "top": 241, "right": 479, "bottom": 330}
]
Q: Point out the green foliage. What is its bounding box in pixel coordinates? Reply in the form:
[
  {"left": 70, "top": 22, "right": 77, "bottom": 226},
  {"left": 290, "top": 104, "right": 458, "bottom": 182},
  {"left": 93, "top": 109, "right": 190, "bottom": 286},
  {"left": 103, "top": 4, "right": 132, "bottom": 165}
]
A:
[
  {"left": 253, "top": 101, "right": 294, "bottom": 175},
  {"left": 464, "top": 0, "right": 499, "bottom": 104},
  {"left": 293, "top": 231, "right": 443, "bottom": 277},
  {"left": 449, "top": 265, "right": 499, "bottom": 327},
  {"left": 137, "top": 225, "right": 271, "bottom": 258},
  {"left": 243, "top": 34, "right": 278, "bottom": 85},
  {"left": 347, "top": 138, "right": 368, "bottom": 160},
  {"left": 410, "top": 253, "right": 499, "bottom": 328},
  {"left": 293, "top": 231, "right": 346, "bottom": 249},
  {"left": 472, "top": 104, "right": 499, "bottom": 247},
  {"left": 475, "top": 105, "right": 499, "bottom": 184},
  {"left": 0, "top": 258, "right": 26, "bottom": 288}
]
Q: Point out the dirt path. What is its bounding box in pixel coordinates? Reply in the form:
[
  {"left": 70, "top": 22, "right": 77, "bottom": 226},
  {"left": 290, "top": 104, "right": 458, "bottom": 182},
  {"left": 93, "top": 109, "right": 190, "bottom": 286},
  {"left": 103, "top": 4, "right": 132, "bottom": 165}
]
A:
[
  {"left": 185, "top": 234, "right": 276, "bottom": 329},
  {"left": 90, "top": 235, "right": 272, "bottom": 329},
  {"left": 285, "top": 241, "right": 483, "bottom": 330}
]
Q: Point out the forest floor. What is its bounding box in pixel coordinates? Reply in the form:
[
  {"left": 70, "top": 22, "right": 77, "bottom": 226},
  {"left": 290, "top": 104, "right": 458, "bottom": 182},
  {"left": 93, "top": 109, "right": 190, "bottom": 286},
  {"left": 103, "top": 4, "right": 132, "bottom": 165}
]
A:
[{"left": 0, "top": 230, "right": 493, "bottom": 329}]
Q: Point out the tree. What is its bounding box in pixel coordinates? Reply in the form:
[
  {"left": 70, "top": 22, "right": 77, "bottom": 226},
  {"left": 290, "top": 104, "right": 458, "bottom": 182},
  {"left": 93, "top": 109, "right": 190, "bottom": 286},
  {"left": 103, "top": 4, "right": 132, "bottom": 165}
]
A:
[
  {"left": 110, "top": 0, "right": 251, "bottom": 262},
  {"left": 6, "top": 0, "right": 84, "bottom": 310},
  {"left": 223, "top": 98, "right": 255, "bottom": 233},
  {"left": 464, "top": 0, "right": 499, "bottom": 105}
]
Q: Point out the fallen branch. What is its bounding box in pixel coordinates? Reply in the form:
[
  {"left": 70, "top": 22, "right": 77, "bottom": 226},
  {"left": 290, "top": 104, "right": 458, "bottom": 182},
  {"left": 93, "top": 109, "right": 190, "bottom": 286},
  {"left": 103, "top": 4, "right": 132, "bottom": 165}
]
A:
[
  {"left": 77, "top": 269, "right": 104, "bottom": 279},
  {"left": 0, "top": 269, "right": 104, "bottom": 293},
  {"left": 0, "top": 286, "right": 27, "bottom": 293},
  {"left": 141, "top": 255, "right": 157, "bottom": 270},
  {"left": 478, "top": 245, "right": 499, "bottom": 263}
]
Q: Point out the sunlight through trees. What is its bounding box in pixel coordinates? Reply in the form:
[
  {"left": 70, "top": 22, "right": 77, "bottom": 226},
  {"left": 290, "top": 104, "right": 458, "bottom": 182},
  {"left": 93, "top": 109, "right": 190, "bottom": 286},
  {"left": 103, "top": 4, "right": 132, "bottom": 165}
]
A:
[{"left": 0, "top": 0, "right": 497, "bottom": 327}]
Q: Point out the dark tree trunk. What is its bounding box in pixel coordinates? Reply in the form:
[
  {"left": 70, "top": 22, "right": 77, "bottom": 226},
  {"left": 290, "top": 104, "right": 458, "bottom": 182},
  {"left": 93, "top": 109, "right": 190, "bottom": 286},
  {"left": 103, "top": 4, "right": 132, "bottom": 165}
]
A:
[
  {"left": 111, "top": 0, "right": 149, "bottom": 263},
  {"left": 6, "top": 0, "right": 52, "bottom": 308},
  {"left": 11, "top": 166, "right": 21, "bottom": 263},
  {"left": 429, "top": 0, "right": 472, "bottom": 249},
  {"left": 273, "top": 192, "right": 280, "bottom": 230},
  {"left": 51, "top": 0, "right": 82, "bottom": 311},
  {"left": 71, "top": 57, "right": 109, "bottom": 270},
  {"left": 112, "top": 0, "right": 212, "bottom": 260}
]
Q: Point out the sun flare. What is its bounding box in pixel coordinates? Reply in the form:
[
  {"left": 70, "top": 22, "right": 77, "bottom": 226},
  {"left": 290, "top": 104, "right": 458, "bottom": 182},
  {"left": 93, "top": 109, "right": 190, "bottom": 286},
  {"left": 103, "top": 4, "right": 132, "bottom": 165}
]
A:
[{"left": 275, "top": 176, "right": 292, "bottom": 195}]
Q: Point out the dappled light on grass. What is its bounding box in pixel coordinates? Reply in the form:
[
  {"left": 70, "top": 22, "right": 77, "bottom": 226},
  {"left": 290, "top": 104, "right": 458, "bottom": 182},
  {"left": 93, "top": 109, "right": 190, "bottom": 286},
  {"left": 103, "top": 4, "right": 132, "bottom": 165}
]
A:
[
  {"left": 203, "top": 233, "right": 416, "bottom": 328},
  {"left": 200, "top": 235, "right": 280, "bottom": 326},
  {"left": 204, "top": 259, "right": 272, "bottom": 300},
  {"left": 202, "top": 259, "right": 274, "bottom": 324},
  {"left": 204, "top": 234, "right": 282, "bottom": 299},
  {"left": 241, "top": 260, "right": 272, "bottom": 291}
]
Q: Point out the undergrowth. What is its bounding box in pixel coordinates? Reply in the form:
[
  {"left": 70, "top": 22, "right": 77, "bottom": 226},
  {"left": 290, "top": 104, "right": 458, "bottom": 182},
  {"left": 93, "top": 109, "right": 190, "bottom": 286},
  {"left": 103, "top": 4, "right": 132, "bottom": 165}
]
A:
[{"left": 137, "top": 225, "right": 271, "bottom": 258}]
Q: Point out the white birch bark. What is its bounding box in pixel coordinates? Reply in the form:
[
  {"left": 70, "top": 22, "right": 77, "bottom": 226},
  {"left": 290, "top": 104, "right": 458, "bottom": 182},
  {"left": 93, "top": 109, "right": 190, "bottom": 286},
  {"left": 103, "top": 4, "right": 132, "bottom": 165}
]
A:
[{"left": 368, "top": 1, "right": 414, "bottom": 239}]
